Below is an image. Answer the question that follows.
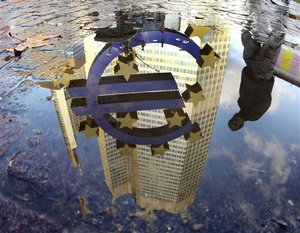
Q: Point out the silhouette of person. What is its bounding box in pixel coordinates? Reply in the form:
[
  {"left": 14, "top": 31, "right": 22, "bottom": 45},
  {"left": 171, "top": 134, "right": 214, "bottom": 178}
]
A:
[
  {"left": 228, "top": 30, "right": 284, "bottom": 131},
  {"left": 228, "top": 66, "right": 275, "bottom": 131}
]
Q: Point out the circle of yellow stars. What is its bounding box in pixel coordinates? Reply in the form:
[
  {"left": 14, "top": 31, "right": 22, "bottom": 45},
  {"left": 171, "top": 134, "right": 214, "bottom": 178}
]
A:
[{"left": 74, "top": 25, "right": 221, "bottom": 157}]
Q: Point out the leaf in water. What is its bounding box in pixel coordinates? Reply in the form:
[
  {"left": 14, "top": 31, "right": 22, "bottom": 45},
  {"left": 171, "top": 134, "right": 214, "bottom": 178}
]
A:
[
  {"left": 13, "top": 48, "right": 23, "bottom": 58},
  {"left": 7, "top": 34, "right": 62, "bottom": 52},
  {"left": 79, "top": 196, "right": 93, "bottom": 216}
]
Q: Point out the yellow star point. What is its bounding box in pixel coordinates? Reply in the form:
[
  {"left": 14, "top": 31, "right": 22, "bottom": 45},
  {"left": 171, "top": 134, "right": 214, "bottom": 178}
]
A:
[
  {"left": 114, "top": 55, "right": 138, "bottom": 81},
  {"left": 151, "top": 144, "right": 169, "bottom": 156},
  {"left": 201, "top": 50, "right": 219, "bottom": 69},
  {"left": 187, "top": 131, "right": 202, "bottom": 143},
  {"left": 189, "top": 25, "right": 212, "bottom": 41},
  {"left": 119, "top": 144, "right": 136, "bottom": 156},
  {"left": 118, "top": 113, "right": 137, "bottom": 129},
  {"left": 167, "top": 112, "right": 186, "bottom": 128},
  {"left": 80, "top": 124, "right": 99, "bottom": 139},
  {"left": 186, "top": 91, "right": 205, "bottom": 106},
  {"left": 53, "top": 74, "right": 71, "bottom": 88}
]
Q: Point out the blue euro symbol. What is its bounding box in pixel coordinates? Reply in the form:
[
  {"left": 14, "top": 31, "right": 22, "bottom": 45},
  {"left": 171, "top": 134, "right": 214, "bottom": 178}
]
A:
[{"left": 68, "top": 29, "right": 202, "bottom": 145}]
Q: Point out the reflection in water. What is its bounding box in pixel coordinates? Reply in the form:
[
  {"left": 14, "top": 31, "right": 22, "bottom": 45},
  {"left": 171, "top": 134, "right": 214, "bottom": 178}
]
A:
[
  {"left": 0, "top": 1, "right": 299, "bottom": 231},
  {"left": 228, "top": 66, "right": 274, "bottom": 131},
  {"left": 47, "top": 14, "right": 231, "bottom": 217},
  {"left": 228, "top": 28, "right": 285, "bottom": 131}
]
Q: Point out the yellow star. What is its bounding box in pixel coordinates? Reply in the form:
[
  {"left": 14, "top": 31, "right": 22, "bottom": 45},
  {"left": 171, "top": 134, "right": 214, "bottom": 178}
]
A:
[
  {"left": 36, "top": 74, "right": 71, "bottom": 90},
  {"left": 187, "top": 25, "right": 212, "bottom": 41},
  {"left": 118, "top": 144, "right": 136, "bottom": 156},
  {"left": 200, "top": 49, "right": 219, "bottom": 69},
  {"left": 118, "top": 113, "right": 137, "bottom": 129},
  {"left": 186, "top": 90, "right": 205, "bottom": 106},
  {"left": 114, "top": 55, "right": 139, "bottom": 81},
  {"left": 166, "top": 112, "right": 186, "bottom": 127},
  {"left": 80, "top": 123, "right": 99, "bottom": 139},
  {"left": 54, "top": 74, "right": 71, "bottom": 88},
  {"left": 151, "top": 144, "right": 169, "bottom": 156},
  {"left": 182, "top": 83, "right": 205, "bottom": 106},
  {"left": 187, "top": 130, "right": 202, "bottom": 143},
  {"left": 184, "top": 123, "right": 202, "bottom": 143}
]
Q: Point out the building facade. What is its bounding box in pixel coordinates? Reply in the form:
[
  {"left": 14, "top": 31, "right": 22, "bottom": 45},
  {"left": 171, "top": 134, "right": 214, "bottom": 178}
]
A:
[
  {"left": 52, "top": 18, "right": 231, "bottom": 214},
  {"left": 95, "top": 25, "right": 231, "bottom": 213}
]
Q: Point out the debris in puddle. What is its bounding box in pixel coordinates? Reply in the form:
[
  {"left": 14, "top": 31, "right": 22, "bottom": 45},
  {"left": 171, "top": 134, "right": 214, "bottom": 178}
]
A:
[
  {"left": 179, "top": 210, "right": 192, "bottom": 222},
  {"left": 192, "top": 223, "right": 204, "bottom": 231},
  {"left": 8, "top": 32, "right": 25, "bottom": 42},
  {"left": 42, "top": 196, "right": 60, "bottom": 202},
  {"left": 79, "top": 196, "right": 93, "bottom": 216},
  {"left": 8, "top": 149, "right": 23, "bottom": 167},
  {"left": 288, "top": 200, "right": 295, "bottom": 206},
  {"left": 29, "top": 135, "right": 40, "bottom": 147},
  {"left": 102, "top": 206, "right": 117, "bottom": 218},
  {"left": 16, "top": 193, "right": 30, "bottom": 202},
  {"left": 250, "top": 168, "right": 267, "bottom": 174},
  {"left": 13, "top": 48, "right": 23, "bottom": 58},
  {"left": 34, "top": 129, "right": 44, "bottom": 135},
  {"left": 6, "top": 34, "right": 62, "bottom": 54},
  {"left": 30, "top": 185, "right": 43, "bottom": 196},
  {"left": 271, "top": 218, "right": 288, "bottom": 229}
]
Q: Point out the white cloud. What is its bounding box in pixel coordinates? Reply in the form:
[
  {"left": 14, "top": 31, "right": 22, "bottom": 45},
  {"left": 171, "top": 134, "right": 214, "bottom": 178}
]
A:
[
  {"left": 243, "top": 129, "right": 264, "bottom": 153},
  {"left": 263, "top": 137, "right": 291, "bottom": 185},
  {"left": 290, "top": 143, "right": 300, "bottom": 151},
  {"left": 209, "top": 146, "right": 235, "bottom": 160},
  {"left": 268, "top": 79, "right": 300, "bottom": 114},
  {"left": 237, "top": 159, "right": 264, "bottom": 179},
  {"left": 243, "top": 129, "right": 291, "bottom": 186}
]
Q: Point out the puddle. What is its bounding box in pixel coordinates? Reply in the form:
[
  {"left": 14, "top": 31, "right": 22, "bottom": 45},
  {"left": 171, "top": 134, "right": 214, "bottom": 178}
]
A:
[{"left": 0, "top": 1, "right": 300, "bottom": 233}]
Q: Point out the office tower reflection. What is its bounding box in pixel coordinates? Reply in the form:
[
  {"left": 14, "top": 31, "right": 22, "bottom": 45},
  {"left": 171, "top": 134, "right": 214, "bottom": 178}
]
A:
[
  {"left": 94, "top": 26, "right": 231, "bottom": 213},
  {"left": 51, "top": 43, "right": 87, "bottom": 168},
  {"left": 52, "top": 88, "right": 79, "bottom": 168},
  {"left": 52, "top": 16, "right": 231, "bottom": 214}
]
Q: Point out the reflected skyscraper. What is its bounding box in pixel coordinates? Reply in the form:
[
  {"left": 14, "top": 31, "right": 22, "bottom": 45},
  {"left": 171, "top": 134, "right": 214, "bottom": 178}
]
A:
[
  {"left": 93, "top": 23, "right": 231, "bottom": 213},
  {"left": 50, "top": 44, "right": 87, "bottom": 168},
  {"left": 51, "top": 16, "right": 231, "bottom": 214}
]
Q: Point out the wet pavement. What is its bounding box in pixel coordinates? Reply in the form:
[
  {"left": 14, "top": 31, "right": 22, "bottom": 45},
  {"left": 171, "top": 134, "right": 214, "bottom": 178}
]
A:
[{"left": 1, "top": 0, "right": 300, "bottom": 233}]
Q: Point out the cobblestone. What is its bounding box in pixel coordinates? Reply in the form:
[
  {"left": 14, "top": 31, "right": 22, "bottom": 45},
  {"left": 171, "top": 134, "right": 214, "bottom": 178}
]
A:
[
  {"left": 0, "top": 193, "right": 63, "bottom": 233},
  {"left": 0, "top": 0, "right": 299, "bottom": 82}
]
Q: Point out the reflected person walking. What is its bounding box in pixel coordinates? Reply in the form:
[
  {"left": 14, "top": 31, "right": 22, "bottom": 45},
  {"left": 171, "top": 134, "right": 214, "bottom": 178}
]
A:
[{"left": 228, "top": 30, "right": 284, "bottom": 131}]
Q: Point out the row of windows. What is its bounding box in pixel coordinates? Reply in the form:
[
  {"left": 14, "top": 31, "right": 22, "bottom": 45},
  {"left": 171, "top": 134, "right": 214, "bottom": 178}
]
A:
[
  {"left": 139, "top": 56, "right": 196, "bottom": 67},
  {"left": 140, "top": 193, "right": 177, "bottom": 202},
  {"left": 139, "top": 63, "right": 198, "bottom": 75}
]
